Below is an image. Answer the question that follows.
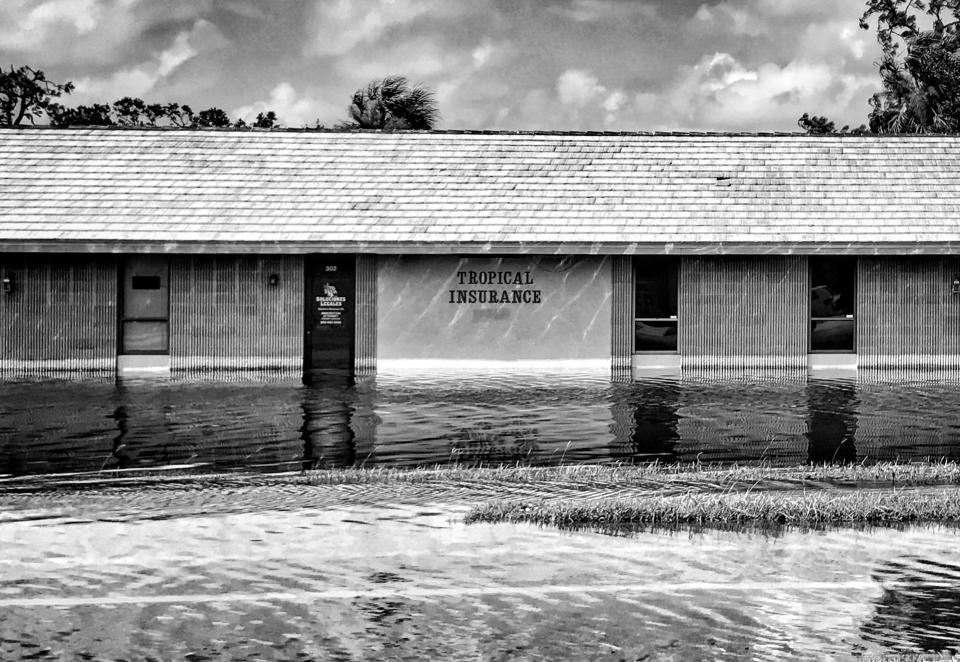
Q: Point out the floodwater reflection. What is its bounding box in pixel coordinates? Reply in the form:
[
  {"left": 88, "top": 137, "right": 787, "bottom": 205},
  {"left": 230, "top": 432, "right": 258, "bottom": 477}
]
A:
[
  {"left": 862, "top": 556, "right": 960, "bottom": 654},
  {"left": 2, "top": 372, "right": 960, "bottom": 476}
]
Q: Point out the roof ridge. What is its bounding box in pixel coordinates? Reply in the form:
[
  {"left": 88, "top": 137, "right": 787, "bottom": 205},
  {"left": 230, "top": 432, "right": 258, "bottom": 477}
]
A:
[{"left": 4, "top": 126, "right": 960, "bottom": 137}]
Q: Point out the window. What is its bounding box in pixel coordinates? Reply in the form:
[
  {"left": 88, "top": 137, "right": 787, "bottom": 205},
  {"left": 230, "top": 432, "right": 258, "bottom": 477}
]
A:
[
  {"left": 635, "top": 257, "right": 678, "bottom": 351},
  {"left": 810, "top": 257, "right": 855, "bottom": 352},
  {"left": 121, "top": 256, "right": 169, "bottom": 354}
]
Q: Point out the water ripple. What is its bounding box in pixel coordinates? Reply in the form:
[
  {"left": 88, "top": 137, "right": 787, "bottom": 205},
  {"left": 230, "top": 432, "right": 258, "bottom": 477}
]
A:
[{"left": 3, "top": 374, "right": 960, "bottom": 476}]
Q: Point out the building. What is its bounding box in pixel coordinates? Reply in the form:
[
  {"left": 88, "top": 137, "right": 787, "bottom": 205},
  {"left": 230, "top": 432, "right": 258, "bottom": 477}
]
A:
[{"left": 1, "top": 128, "right": 959, "bottom": 380}]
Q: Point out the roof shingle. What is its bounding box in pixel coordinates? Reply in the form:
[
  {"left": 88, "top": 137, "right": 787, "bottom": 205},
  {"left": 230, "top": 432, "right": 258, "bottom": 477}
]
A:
[{"left": 1, "top": 129, "right": 960, "bottom": 254}]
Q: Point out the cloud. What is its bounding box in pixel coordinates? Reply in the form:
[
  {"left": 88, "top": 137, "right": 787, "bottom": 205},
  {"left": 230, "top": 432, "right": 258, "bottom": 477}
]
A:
[
  {"left": 557, "top": 69, "right": 606, "bottom": 107},
  {"left": 548, "top": 0, "right": 658, "bottom": 23},
  {"left": 0, "top": 0, "right": 211, "bottom": 67},
  {"left": 336, "top": 37, "right": 450, "bottom": 82},
  {"left": 233, "top": 82, "right": 342, "bottom": 127},
  {"left": 650, "top": 51, "right": 877, "bottom": 131},
  {"left": 70, "top": 19, "right": 224, "bottom": 102},
  {"left": 602, "top": 89, "right": 626, "bottom": 113},
  {"left": 692, "top": 0, "right": 841, "bottom": 35},
  {"left": 0, "top": 0, "right": 102, "bottom": 49},
  {"left": 0, "top": 0, "right": 888, "bottom": 132},
  {"left": 553, "top": 69, "right": 629, "bottom": 127},
  {"left": 306, "top": 0, "right": 454, "bottom": 56},
  {"left": 472, "top": 41, "right": 495, "bottom": 68}
]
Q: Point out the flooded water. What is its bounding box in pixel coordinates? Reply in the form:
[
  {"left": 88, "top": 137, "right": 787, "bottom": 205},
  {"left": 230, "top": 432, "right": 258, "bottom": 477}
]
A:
[
  {"left": 1, "top": 476, "right": 959, "bottom": 660},
  {"left": 3, "top": 371, "right": 960, "bottom": 659},
  {"left": 2, "top": 371, "right": 960, "bottom": 476}
]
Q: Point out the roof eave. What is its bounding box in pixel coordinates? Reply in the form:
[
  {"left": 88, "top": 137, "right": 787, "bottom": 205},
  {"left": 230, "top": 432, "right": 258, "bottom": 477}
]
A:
[{"left": 2, "top": 239, "right": 959, "bottom": 256}]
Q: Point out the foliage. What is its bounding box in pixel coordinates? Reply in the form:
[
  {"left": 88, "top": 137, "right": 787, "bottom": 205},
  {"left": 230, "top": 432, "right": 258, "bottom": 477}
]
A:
[
  {"left": 252, "top": 110, "right": 278, "bottom": 128},
  {"left": 194, "top": 107, "right": 232, "bottom": 128},
  {"left": 860, "top": 0, "right": 960, "bottom": 132},
  {"left": 48, "top": 96, "right": 274, "bottom": 129},
  {"left": 45, "top": 103, "right": 114, "bottom": 126},
  {"left": 0, "top": 64, "right": 281, "bottom": 129},
  {"left": 342, "top": 75, "right": 438, "bottom": 130},
  {"left": 797, "top": 113, "right": 836, "bottom": 133},
  {"left": 0, "top": 65, "right": 74, "bottom": 126},
  {"left": 797, "top": 113, "right": 869, "bottom": 134}
]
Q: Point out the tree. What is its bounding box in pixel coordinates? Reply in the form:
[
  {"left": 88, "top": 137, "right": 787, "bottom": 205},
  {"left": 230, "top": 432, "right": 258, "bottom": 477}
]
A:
[
  {"left": 860, "top": 0, "right": 960, "bottom": 132},
  {"left": 48, "top": 97, "right": 266, "bottom": 129},
  {"left": 0, "top": 65, "right": 74, "bottom": 126},
  {"left": 2, "top": 64, "right": 281, "bottom": 129},
  {"left": 195, "top": 107, "right": 232, "bottom": 128},
  {"left": 342, "top": 75, "right": 438, "bottom": 130},
  {"left": 46, "top": 103, "right": 114, "bottom": 126},
  {"left": 797, "top": 112, "right": 869, "bottom": 134},
  {"left": 252, "top": 111, "right": 278, "bottom": 128},
  {"left": 797, "top": 113, "right": 836, "bottom": 133},
  {"left": 154, "top": 103, "right": 196, "bottom": 127}
]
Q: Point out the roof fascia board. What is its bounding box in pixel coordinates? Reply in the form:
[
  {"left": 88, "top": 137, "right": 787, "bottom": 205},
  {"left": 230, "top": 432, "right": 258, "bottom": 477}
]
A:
[{"left": 2, "top": 241, "right": 959, "bottom": 255}]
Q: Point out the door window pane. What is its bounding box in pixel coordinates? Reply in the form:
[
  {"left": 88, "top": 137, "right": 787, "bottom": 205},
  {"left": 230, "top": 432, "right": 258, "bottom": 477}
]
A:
[
  {"left": 635, "top": 258, "right": 678, "bottom": 318},
  {"left": 635, "top": 257, "right": 678, "bottom": 352},
  {"left": 122, "top": 321, "right": 168, "bottom": 353},
  {"left": 811, "top": 320, "right": 855, "bottom": 351},
  {"left": 636, "top": 320, "right": 678, "bottom": 351},
  {"left": 810, "top": 257, "right": 855, "bottom": 351},
  {"left": 131, "top": 276, "right": 161, "bottom": 290}
]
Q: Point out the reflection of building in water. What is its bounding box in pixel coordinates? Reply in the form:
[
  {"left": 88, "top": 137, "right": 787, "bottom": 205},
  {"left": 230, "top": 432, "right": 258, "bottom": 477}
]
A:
[
  {"left": 673, "top": 380, "right": 808, "bottom": 466},
  {"left": 0, "top": 382, "right": 116, "bottom": 475},
  {"left": 105, "top": 383, "right": 306, "bottom": 472},
  {"left": 861, "top": 556, "right": 960, "bottom": 655},
  {"left": 805, "top": 380, "right": 858, "bottom": 464},
  {"left": 853, "top": 382, "right": 960, "bottom": 462},
  {"left": 299, "top": 378, "right": 364, "bottom": 469},
  {"left": 608, "top": 381, "right": 680, "bottom": 463},
  {"left": 368, "top": 375, "right": 614, "bottom": 466}
]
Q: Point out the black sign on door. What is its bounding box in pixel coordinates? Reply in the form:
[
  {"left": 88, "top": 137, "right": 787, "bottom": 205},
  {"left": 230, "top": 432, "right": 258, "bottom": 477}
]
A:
[{"left": 305, "top": 255, "right": 355, "bottom": 378}]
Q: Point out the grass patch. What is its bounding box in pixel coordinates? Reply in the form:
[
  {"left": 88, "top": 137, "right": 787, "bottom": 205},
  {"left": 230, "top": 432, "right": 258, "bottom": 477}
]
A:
[
  {"left": 294, "top": 460, "right": 960, "bottom": 487},
  {"left": 464, "top": 488, "right": 960, "bottom": 527},
  {"left": 7, "top": 460, "right": 960, "bottom": 498}
]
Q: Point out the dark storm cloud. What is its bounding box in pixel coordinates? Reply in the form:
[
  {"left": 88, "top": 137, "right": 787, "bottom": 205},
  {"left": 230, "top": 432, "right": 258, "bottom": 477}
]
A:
[{"left": 0, "top": 0, "right": 882, "bottom": 130}]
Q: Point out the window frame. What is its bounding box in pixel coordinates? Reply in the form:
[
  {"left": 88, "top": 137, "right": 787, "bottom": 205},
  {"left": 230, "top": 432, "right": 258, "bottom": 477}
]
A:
[
  {"left": 809, "top": 256, "right": 857, "bottom": 354},
  {"left": 633, "top": 256, "right": 679, "bottom": 354}
]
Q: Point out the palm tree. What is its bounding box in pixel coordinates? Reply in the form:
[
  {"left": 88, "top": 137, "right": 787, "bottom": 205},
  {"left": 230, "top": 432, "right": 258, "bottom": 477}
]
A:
[
  {"left": 868, "top": 29, "right": 960, "bottom": 133},
  {"left": 342, "top": 76, "right": 438, "bottom": 130}
]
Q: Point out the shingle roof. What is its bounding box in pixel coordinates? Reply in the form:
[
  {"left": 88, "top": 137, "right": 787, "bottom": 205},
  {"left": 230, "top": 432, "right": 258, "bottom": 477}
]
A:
[{"left": 2, "top": 128, "right": 960, "bottom": 254}]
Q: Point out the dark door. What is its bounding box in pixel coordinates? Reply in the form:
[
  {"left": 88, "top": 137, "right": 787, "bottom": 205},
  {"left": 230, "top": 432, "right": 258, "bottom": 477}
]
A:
[
  {"left": 305, "top": 255, "right": 355, "bottom": 378},
  {"left": 121, "top": 256, "right": 169, "bottom": 354}
]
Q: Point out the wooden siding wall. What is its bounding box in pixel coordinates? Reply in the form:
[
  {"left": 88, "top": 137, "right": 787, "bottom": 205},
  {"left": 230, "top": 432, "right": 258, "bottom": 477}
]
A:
[
  {"left": 355, "top": 254, "right": 377, "bottom": 378},
  {"left": 169, "top": 255, "right": 303, "bottom": 372},
  {"left": 610, "top": 256, "right": 634, "bottom": 381},
  {"left": 679, "top": 256, "right": 808, "bottom": 371},
  {"left": 0, "top": 254, "right": 117, "bottom": 375},
  {"left": 858, "top": 257, "right": 960, "bottom": 371}
]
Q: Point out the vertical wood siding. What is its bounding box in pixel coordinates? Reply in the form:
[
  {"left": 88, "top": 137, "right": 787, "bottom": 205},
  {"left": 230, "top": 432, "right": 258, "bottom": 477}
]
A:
[
  {"left": 610, "top": 256, "right": 634, "bottom": 381},
  {"left": 169, "top": 255, "right": 303, "bottom": 373},
  {"left": 355, "top": 254, "right": 377, "bottom": 377},
  {"left": 679, "top": 256, "right": 808, "bottom": 372},
  {"left": 858, "top": 257, "right": 960, "bottom": 372},
  {"left": 0, "top": 254, "right": 117, "bottom": 376}
]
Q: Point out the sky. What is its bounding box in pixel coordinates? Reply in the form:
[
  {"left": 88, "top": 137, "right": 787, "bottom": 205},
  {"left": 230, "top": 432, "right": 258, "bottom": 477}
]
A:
[{"left": 0, "top": 0, "right": 885, "bottom": 132}]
